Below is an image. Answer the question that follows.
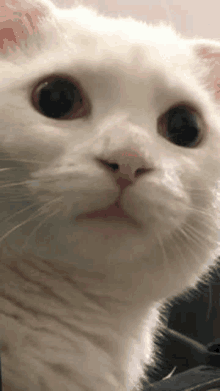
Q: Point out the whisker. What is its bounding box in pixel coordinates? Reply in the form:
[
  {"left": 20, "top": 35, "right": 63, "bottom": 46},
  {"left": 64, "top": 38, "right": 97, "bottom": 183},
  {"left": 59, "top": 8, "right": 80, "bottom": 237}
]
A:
[
  {"left": 176, "top": 183, "right": 220, "bottom": 192},
  {"left": 183, "top": 220, "right": 217, "bottom": 240},
  {"left": 0, "top": 168, "right": 14, "bottom": 172},
  {"left": 168, "top": 230, "right": 188, "bottom": 270},
  {"left": 0, "top": 196, "right": 63, "bottom": 245},
  {"left": 183, "top": 205, "right": 216, "bottom": 219},
  {"left": 156, "top": 230, "right": 170, "bottom": 270},
  {"left": 177, "top": 223, "right": 216, "bottom": 253},
  {"left": 22, "top": 208, "right": 61, "bottom": 250},
  {"left": 178, "top": 226, "right": 201, "bottom": 248},
  {"left": 0, "top": 158, "right": 43, "bottom": 165},
  {"left": 0, "top": 209, "right": 47, "bottom": 245},
  {"left": 3, "top": 202, "right": 40, "bottom": 224},
  {"left": 36, "top": 195, "right": 63, "bottom": 212},
  {"left": 0, "top": 181, "right": 30, "bottom": 189},
  {"left": 183, "top": 184, "right": 219, "bottom": 189},
  {"left": 171, "top": 229, "right": 199, "bottom": 268}
]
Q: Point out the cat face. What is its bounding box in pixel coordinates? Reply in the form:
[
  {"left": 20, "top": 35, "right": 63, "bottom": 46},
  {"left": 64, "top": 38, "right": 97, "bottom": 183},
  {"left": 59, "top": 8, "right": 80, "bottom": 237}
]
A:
[
  {"left": 0, "top": 0, "right": 220, "bottom": 289},
  {"left": 2, "top": 2, "right": 220, "bottom": 391}
]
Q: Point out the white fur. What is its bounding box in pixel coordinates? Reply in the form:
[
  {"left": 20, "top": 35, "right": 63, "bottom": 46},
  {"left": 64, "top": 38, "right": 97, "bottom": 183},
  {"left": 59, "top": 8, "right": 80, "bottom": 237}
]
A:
[{"left": 1, "top": 1, "right": 220, "bottom": 390}]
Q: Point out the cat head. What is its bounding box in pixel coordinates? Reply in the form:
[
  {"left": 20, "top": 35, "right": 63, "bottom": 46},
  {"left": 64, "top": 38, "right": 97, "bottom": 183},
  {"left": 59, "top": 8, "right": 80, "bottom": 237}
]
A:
[{"left": 1, "top": 0, "right": 220, "bottom": 296}]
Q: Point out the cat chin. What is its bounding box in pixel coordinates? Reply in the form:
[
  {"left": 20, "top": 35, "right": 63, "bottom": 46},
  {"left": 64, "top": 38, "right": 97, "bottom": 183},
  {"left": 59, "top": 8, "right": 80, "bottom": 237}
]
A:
[
  {"left": 1, "top": 213, "right": 156, "bottom": 271},
  {"left": 1, "top": 205, "right": 178, "bottom": 269}
]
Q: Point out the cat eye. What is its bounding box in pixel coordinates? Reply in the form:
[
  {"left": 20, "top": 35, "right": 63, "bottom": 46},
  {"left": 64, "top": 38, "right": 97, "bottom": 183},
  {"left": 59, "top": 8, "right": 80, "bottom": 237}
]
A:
[
  {"left": 158, "top": 105, "right": 203, "bottom": 148},
  {"left": 31, "top": 75, "right": 90, "bottom": 120}
]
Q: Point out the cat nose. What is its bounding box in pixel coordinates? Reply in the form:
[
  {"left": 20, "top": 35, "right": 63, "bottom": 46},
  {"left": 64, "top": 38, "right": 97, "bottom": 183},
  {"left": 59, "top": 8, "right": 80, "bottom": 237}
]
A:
[{"left": 96, "top": 148, "right": 151, "bottom": 191}]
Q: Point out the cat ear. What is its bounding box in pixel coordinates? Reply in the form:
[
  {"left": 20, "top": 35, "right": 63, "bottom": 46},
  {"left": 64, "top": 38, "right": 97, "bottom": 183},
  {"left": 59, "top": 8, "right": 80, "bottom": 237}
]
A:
[
  {"left": 191, "top": 39, "right": 220, "bottom": 102},
  {"left": 0, "top": 0, "right": 55, "bottom": 55}
]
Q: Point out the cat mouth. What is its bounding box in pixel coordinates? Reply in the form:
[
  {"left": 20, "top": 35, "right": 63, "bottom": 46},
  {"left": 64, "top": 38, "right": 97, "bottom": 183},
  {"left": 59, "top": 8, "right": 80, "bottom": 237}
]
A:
[{"left": 75, "top": 200, "right": 139, "bottom": 226}]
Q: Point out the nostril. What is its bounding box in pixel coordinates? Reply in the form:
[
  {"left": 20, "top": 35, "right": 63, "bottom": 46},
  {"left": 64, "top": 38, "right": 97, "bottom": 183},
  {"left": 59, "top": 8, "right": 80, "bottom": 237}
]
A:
[
  {"left": 99, "top": 159, "right": 119, "bottom": 172},
  {"left": 107, "top": 163, "right": 119, "bottom": 172},
  {"left": 135, "top": 167, "right": 148, "bottom": 178},
  {"left": 97, "top": 158, "right": 150, "bottom": 179}
]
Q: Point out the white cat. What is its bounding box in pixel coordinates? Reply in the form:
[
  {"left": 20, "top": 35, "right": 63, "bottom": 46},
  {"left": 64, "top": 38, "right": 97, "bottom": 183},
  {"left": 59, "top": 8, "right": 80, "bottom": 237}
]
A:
[{"left": 1, "top": 0, "right": 220, "bottom": 390}]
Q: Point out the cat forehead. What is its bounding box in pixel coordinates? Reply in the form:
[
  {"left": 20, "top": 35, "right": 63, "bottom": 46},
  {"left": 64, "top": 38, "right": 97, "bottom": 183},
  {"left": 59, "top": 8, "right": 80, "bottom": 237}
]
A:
[
  {"left": 3, "top": 6, "right": 194, "bottom": 88},
  {"left": 58, "top": 6, "right": 180, "bottom": 45},
  {"left": 0, "top": 3, "right": 209, "bottom": 114},
  {"left": 0, "top": 3, "right": 194, "bottom": 81},
  {"left": 50, "top": 6, "right": 190, "bottom": 61}
]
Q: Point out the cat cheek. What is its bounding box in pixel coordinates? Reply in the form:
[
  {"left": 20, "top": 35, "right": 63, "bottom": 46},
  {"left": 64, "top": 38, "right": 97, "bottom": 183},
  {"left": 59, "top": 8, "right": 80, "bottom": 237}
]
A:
[
  {"left": 122, "top": 175, "right": 190, "bottom": 234},
  {"left": 28, "top": 164, "right": 119, "bottom": 218}
]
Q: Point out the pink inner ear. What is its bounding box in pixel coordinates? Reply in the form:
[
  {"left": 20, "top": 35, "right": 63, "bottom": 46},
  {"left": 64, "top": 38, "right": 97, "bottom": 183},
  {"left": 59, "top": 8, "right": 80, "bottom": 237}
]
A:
[{"left": 0, "top": 2, "right": 45, "bottom": 54}]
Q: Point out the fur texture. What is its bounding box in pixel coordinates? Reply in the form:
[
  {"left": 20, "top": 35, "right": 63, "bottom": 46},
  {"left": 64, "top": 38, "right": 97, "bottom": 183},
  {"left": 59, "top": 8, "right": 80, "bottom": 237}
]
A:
[{"left": 1, "top": 1, "right": 220, "bottom": 390}]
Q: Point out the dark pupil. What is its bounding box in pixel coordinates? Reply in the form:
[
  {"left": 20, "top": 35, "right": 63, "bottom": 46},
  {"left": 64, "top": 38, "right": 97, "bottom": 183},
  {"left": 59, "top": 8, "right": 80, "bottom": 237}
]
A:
[
  {"left": 38, "top": 79, "right": 82, "bottom": 119},
  {"left": 167, "top": 107, "right": 199, "bottom": 147}
]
